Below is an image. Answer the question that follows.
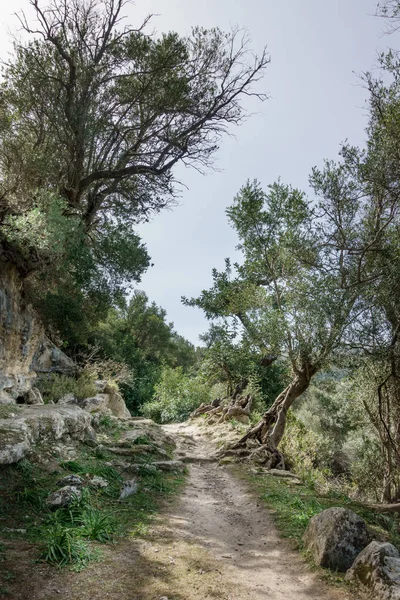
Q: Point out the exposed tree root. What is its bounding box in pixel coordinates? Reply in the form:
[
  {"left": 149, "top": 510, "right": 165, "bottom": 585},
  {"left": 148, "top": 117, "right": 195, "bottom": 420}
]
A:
[{"left": 191, "top": 394, "right": 253, "bottom": 425}]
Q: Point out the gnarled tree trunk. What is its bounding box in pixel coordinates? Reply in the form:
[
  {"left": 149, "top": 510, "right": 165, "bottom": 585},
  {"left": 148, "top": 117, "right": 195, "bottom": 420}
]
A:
[{"left": 229, "top": 365, "right": 317, "bottom": 468}]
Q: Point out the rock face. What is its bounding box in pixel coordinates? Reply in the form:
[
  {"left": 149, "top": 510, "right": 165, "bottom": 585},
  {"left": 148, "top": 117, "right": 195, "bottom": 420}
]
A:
[
  {"left": 0, "top": 404, "right": 94, "bottom": 464},
  {"left": 346, "top": 541, "right": 400, "bottom": 600},
  {"left": 0, "top": 265, "right": 44, "bottom": 403},
  {"left": 303, "top": 507, "right": 372, "bottom": 572},
  {"left": 31, "top": 335, "right": 76, "bottom": 377},
  {"left": 0, "top": 264, "right": 76, "bottom": 403}
]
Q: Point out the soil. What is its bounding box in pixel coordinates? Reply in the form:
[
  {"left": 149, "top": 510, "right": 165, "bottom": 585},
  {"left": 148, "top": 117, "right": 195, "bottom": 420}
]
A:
[{"left": 0, "top": 421, "right": 354, "bottom": 600}]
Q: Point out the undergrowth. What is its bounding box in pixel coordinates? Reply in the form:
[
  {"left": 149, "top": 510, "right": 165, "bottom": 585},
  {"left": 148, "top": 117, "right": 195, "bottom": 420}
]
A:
[
  {"left": 244, "top": 469, "right": 400, "bottom": 550},
  {"left": 0, "top": 450, "right": 185, "bottom": 573}
]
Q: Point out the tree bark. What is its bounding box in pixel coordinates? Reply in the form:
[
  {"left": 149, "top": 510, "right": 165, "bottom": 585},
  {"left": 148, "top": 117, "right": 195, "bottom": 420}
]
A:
[{"left": 230, "top": 365, "right": 317, "bottom": 468}]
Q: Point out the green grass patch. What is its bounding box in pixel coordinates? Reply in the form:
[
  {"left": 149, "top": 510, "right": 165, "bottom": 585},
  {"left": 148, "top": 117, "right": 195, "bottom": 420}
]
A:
[
  {"left": 0, "top": 448, "right": 186, "bottom": 571},
  {"left": 243, "top": 469, "right": 400, "bottom": 550}
]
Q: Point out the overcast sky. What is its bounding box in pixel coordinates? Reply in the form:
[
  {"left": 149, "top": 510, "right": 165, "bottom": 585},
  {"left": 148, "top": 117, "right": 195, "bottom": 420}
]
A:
[{"left": 0, "top": 1, "right": 398, "bottom": 345}]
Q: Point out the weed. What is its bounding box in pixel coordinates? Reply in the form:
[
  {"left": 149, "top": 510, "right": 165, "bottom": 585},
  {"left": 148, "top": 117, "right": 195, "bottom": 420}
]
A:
[
  {"left": 81, "top": 508, "right": 118, "bottom": 542},
  {"left": 41, "top": 522, "right": 93, "bottom": 568}
]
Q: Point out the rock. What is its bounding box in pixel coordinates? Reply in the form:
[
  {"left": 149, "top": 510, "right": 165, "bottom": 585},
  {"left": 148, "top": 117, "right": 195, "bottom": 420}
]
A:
[
  {"left": 0, "top": 404, "right": 94, "bottom": 464},
  {"left": 151, "top": 460, "right": 185, "bottom": 472},
  {"left": 58, "top": 393, "right": 78, "bottom": 406},
  {"left": 346, "top": 541, "right": 400, "bottom": 600},
  {"left": 89, "top": 476, "right": 109, "bottom": 489},
  {"left": 119, "top": 478, "right": 138, "bottom": 499},
  {"left": 31, "top": 336, "right": 77, "bottom": 377},
  {"left": 235, "top": 414, "right": 250, "bottom": 424},
  {"left": 94, "top": 380, "right": 107, "bottom": 393},
  {"left": 0, "top": 265, "right": 77, "bottom": 403},
  {"left": 46, "top": 485, "right": 82, "bottom": 508},
  {"left": 25, "top": 388, "right": 44, "bottom": 405},
  {"left": 268, "top": 469, "right": 299, "bottom": 478},
  {"left": 119, "top": 420, "right": 175, "bottom": 450},
  {"left": 57, "top": 474, "right": 84, "bottom": 487},
  {"left": 303, "top": 507, "right": 372, "bottom": 572},
  {"left": 105, "top": 389, "right": 131, "bottom": 419},
  {"left": 0, "top": 265, "right": 43, "bottom": 401},
  {"left": 219, "top": 456, "right": 237, "bottom": 465},
  {"left": 80, "top": 392, "right": 131, "bottom": 419},
  {"left": 80, "top": 395, "right": 110, "bottom": 414}
]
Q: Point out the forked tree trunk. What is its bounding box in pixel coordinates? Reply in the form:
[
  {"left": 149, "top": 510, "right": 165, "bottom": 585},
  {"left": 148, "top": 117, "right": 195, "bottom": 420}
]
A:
[{"left": 229, "top": 365, "right": 317, "bottom": 468}]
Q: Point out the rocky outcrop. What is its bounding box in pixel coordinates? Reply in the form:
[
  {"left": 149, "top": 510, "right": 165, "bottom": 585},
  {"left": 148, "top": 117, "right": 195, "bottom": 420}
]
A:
[
  {"left": 346, "top": 541, "right": 400, "bottom": 600},
  {"left": 0, "top": 264, "right": 76, "bottom": 403},
  {"left": 0, "top": 404, "right": 94, "bottom": 464},
  {"left": 31, "top": 335, "right": 76, "bottom": 377},
  {"left": 80, "top": 392, "right": 130, "bottom": 418},
  {"left": 303, "top": 507, "right": 372, "bottom": 571},
  {"left": 0, "top": 265, "right": 44, "bottom": 403}
]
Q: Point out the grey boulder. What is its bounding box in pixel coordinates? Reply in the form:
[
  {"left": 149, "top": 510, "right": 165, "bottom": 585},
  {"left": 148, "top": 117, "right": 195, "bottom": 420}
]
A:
[
  {"left": 346, "top": 541, "right": 400, "bottom": 600},
  {"left": 46, "top": 485, "right": 82, "bottom": 508},
  {"left": 303, "top": 507, "right": 372, "bottom": 571}
]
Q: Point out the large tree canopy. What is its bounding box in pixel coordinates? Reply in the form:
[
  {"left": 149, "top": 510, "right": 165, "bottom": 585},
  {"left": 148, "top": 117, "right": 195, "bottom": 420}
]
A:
[{"left": 0, "top": 0, "right": 269, "bottom": 285}]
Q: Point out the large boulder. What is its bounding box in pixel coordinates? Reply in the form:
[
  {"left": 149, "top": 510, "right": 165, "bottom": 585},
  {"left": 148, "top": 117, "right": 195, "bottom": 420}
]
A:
[
  {"left": 346, "top": 541, "right": 400, "bottom": 600},
  {"left": 303, "top": 507, "right": 372, "bottom": 571},
  {"left": 31, "top": 335, "right": 76, "bottom": 377},
  {"left": 80, "top": 391, "right": 131, "bottom": 419},
  {"left": 0, "top": 404, "right": 94, "bottom": 464}
]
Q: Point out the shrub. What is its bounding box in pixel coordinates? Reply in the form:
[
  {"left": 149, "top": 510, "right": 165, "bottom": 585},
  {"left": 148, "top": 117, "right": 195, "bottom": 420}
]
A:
[
  {"left": 142, "top": 366, "right": 211, "bottom": 423},
  {"left": 281, "top": 413, "right": 332, "bottom": 487},
  {"left": 37, "top": 371, "right": 97, "bottom": 403},
  {"left": 42, "top": 522, "right": 92, "bottom": 568}
]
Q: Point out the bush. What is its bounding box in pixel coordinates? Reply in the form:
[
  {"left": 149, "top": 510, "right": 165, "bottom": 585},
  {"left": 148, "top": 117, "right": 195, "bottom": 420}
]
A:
[
  {"left": 142, "top": 366, "right": 211, "bottom": 423},
  {"left": 281, "top": 413, "right": 332, "bottom": 487},
  {"left": 37, "top": 371, "right": 97, "bottom": 403}
]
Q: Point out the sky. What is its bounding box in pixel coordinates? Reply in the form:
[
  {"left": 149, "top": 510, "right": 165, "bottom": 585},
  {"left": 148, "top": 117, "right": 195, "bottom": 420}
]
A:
[{"left": 0, "top": 0, "right": 398, "bottom": 345}]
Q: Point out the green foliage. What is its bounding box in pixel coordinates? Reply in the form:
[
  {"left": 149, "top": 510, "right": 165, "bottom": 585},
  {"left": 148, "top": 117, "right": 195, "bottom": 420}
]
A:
[
  {"left": 280, "top": 413, "right": 332, "bottom": 487},
  {"left": 0, "top": 0, "right": 268, "bottom": 348},
  {"left": 247, "top": 469, "right": 400, "bottom": 550},
  {"left": 90, "top": 291, "right": 198, "bottom": 413},
  {"left": 42, "top": 522, "right": 93, "bottom": 568},
  {"left": 142, "top": 366, "right": 211, "bottom": 423},
  {"left": 37, "top": 372, "right": 97, "bottom": 403}
]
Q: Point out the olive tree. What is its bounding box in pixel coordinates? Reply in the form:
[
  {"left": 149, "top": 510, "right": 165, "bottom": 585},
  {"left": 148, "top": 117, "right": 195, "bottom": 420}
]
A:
[{"left": 186, "top": 173, "right": 394, "bottom": 467}]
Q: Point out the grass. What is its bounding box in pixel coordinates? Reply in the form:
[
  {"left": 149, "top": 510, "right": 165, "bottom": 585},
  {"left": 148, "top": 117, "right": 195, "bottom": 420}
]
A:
[
  {"left": 0, "top": 405, "right": 19, "bottom": 419},
  {"left": 242, "top": 468, "right": 400, "bottom": 550},
  {"left": 0, "top": 446, "right": 186, "bottom": 572}
]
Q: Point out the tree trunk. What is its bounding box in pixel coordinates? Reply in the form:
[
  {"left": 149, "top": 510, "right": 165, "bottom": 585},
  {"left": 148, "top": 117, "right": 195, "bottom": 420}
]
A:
[{"left": 229, "top": 365, "right": 317, "bottom": 468}]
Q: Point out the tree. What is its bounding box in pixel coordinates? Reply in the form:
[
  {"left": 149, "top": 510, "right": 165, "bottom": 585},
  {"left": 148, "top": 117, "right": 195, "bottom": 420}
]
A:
[
  {"left": 92, "top": 290, "right": 197, "bottom": 411},
  {"left": 0, "top": 0, "right": 269, "bottom": 291},
  {"left": 187, "top": 176, "right": 394, "bottom": 467}
]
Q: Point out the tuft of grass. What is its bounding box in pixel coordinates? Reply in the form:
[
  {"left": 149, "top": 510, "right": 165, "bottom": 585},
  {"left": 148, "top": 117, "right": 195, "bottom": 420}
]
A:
[
  {"left": 0, "top": 405, "right": 18, "bottom": 419},
  {"left": 41, "top": 522, "right": 94, "bottom": 568},
  {"left": 59, "top": 459, "right": 121, "bottom": 482}
]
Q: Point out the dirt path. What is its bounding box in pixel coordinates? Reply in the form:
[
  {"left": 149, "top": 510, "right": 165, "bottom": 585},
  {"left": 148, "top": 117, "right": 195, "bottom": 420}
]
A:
[
  {"left": 2, "top": 421, "right": 354, "bottom": 600},
  {"left": 155, "top": 421, "right": 351, "bottom": 600}
]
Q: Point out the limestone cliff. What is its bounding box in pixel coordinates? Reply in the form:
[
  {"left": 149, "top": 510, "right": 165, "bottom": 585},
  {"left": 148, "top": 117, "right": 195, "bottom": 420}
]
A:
[{"left": 0, "top": 264, "right": 75, "bottom": 403}]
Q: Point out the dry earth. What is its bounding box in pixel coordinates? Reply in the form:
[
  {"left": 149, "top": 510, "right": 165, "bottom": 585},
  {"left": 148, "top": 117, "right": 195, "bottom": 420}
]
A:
[{"left": 1, "top": 421, "right": 356, "bottom": 600}]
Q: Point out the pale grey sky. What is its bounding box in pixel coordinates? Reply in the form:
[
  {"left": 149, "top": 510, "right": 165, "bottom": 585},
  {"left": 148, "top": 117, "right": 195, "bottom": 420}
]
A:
[{"left": 0, "top": 1, "right": 397, "bottom": 344}]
